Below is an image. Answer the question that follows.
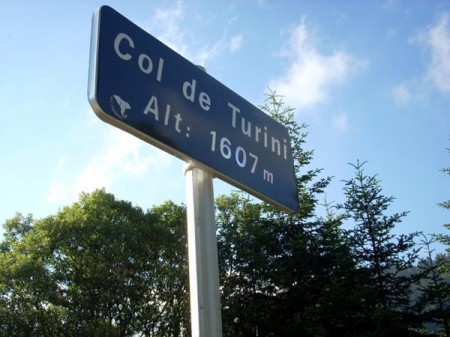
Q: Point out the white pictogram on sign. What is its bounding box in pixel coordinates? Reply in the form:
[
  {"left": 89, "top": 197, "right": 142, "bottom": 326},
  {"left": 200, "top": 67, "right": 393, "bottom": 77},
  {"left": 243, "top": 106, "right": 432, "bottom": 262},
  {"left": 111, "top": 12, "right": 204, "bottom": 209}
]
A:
[{"left": 110, "top": 95, "right": 131, "bottom": 119}]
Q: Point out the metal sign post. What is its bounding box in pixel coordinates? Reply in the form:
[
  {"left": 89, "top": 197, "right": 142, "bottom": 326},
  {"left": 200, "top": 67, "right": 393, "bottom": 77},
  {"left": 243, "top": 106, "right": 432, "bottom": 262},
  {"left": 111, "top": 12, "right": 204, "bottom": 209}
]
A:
[{"left": 184, "top": 163, "right": 222, "bottom": 337}]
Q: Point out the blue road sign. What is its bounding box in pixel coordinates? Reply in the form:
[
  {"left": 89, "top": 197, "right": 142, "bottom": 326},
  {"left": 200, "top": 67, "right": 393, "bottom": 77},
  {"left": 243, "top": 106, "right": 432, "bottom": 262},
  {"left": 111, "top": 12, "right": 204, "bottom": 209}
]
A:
[{"left": 88, "top": 6, "right": 299, "bottom": 213}]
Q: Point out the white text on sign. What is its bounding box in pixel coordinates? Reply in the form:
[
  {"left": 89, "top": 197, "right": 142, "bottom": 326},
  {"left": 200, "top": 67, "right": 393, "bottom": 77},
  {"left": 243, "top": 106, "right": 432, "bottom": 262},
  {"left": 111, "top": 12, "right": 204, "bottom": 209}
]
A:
[{"left": 113, "top": 31, "right": 291, "bottom": 186}]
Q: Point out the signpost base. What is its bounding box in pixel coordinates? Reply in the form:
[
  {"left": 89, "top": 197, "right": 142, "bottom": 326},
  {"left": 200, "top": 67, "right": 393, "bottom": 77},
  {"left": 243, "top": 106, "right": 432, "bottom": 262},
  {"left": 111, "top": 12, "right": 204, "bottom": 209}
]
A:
[{"left": 184, "top": 163, "right": 222, "bottom": 337}]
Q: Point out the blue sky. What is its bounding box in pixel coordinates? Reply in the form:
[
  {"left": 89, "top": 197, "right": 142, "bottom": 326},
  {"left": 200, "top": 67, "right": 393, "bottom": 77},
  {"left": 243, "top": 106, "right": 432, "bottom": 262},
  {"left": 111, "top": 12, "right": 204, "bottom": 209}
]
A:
[{"left": 1, "top": 1, "right": 449, "bottom": 252}]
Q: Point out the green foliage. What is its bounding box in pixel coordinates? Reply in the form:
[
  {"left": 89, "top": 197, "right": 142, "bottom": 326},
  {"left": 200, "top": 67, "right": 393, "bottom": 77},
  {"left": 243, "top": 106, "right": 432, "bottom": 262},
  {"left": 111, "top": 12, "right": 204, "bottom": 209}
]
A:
[
  {"left": 259, "top": 89, "right": 331, "bottom": 219},
  {"left": 216, "top": 91, "right": 363, "bottom": 337},
  {"left": 0, "top": 189, "right": 189, "bottom": 337},
  {"left": 0, "top": 213, "right": 33, "bottom": 252},
  {"left": 437, "top": 147, "right": 450, "bottom": 259},
  {"left": 150, "top": 201, "right": 190, "bottom": 337},
  {"left": 415, "top": 234, "right": 450, "bottom": 337},
  {"left": 338, "top": 160, "right": 422, "bottom": 336},
  {"left": 425, "top": 145, "right": 450, "bottom": 337},
  {"left": 216, "top": 192, "right": 276, "bottom": 336}
]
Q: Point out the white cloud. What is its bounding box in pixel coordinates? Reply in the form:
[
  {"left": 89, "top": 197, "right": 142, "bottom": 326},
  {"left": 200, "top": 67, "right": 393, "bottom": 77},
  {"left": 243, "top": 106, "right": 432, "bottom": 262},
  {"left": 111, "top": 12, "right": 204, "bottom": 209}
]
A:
[
  {"left": 144, "top": 0, "right": 188, "bottom": 55},
  {"left": 75, "top": 131, "right": 148, "bottom": 192},
  {"left": 47, "top": 129, "right": 171, "bottom": 203},
  {"left": 47, "top": 182, "right": 70, "bottom": 204},
  {"left": 230, "top": 34, "right": 243, "bottom": 53},
  {"left": 393, "top": 12, "right": 450, "bottom": 104},
  {"left": 141, "top": 0, "right": 243, "bottom": 67},
  {"left": 425, "top": 13, "right": 450, "bottom": 93},
  {"left": 392, "top": 82, "right": 412, "bottom": 105},
  {"left": 197, "top": 33, "right": 244, "bottom": 65},
  {"left": 270, "top": 18, "right": 361, "bottom": 111},
  {"left": 411, "top": 12, "right": 450, "bottom": 94},
  {"left": 332, "top": 113, "right": 348, "bottom": 132}
]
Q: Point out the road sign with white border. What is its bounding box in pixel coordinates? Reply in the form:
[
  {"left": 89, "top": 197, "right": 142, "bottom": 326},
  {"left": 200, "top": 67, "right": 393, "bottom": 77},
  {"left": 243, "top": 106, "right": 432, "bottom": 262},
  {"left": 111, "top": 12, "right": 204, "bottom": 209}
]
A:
[{"left": 88, "top": 6, "right": 299, "bottom": 213}]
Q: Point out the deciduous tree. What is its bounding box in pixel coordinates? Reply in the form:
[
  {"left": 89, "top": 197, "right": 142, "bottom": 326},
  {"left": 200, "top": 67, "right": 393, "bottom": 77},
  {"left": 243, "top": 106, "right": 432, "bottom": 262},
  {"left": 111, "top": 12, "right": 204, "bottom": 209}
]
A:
[{"left": 0, "top": 190, "right": 189, "bottom": 337}]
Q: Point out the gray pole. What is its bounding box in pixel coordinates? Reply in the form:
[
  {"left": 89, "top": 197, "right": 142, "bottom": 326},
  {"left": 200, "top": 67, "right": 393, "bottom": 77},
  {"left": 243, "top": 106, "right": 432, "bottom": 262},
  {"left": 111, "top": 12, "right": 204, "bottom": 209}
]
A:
[{"left": 184, "top": 162, "right": 223, "bottom": 337}]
